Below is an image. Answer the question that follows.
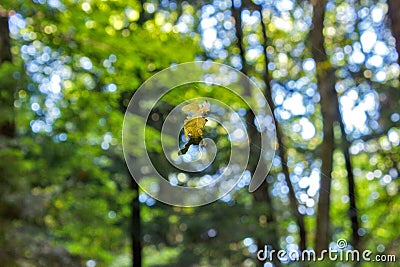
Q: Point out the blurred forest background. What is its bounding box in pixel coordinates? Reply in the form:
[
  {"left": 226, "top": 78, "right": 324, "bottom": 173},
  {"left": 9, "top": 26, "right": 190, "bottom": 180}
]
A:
[{"left": 0, "top": 0, "right": 399, "bottom": 266}]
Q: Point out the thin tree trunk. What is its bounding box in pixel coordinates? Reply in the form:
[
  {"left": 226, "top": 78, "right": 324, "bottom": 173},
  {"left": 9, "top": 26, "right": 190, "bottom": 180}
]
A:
[
  {"left": 121, "top": 97, "right": 142, "bottom": 266},
  {"left": 330, "top": 91, "right": 361, "bottom": 251},
  {"left": 130, "top": 175, "right": 142, "bottom": 267},
  {"left": 338, "top": 11, "right": 361, "bottom": 251},
  {"left": 309, "top": 0, "right": 360, "bottom": 251},
  {"left": 231, "top": 4, "right": 248, "bottom": 76},
  {"left": 0, "top": 13, "right": 11, "bottom": 63},
  {"left": 309, "top": 0, "right": 337, "bottom": 253},
  {"left": 0, "top": 12, "right": 15, "bottom": 138},
  {"left": 231, "top": 3, "right": 279, "bottom": 265},
  {"left": 336, "top": 109, "right": 360, "bottom": 250},
  {"left": 0, "top": 13, "right": 15, "bottom": 258},
  {"left": 259, "top": 8, "right": 307, "bottom": 252},
  {"left": 387, "top": 0, "right": 400, "bottom": 65}
]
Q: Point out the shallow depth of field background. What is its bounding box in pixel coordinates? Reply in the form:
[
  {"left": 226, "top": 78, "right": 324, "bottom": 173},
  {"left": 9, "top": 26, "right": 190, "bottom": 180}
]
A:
[{"left": 0, "top": 0, "right": 399, "bottom": 266}]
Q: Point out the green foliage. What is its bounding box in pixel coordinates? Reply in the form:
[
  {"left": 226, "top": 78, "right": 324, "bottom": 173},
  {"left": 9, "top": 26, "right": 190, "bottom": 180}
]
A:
[{"left": 1, "top": 0, "right": 399, "bottom": 266}]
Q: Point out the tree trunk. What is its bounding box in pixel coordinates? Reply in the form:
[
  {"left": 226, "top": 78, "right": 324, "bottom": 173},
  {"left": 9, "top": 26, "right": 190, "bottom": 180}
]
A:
[
  {"left": 130, "top": 175, "right": 142, "bottom": 267},
  {"left": 231, "top": 3, "right": 279, "bottom": 265},
  {"left": 309, "top": 0, "right": 360, "bottom": 251},
  {"left": 0, "top": 12, "right": 15, "bottom": 139},
  {"left": 314, "top": 68, "right": 336, "bottom": 253},
  {"left": 0, "top": 12, "right": 12, "bottom": 63},
  {"left": 387, "top": 0, "right": 400, "bottom": 65},
  {"left": 333, "top": 83, "right": 360, "bottom": 250},
  {"left": 121, "top": 97, "right": 142, "bottom": 266},
  {"left": 259, "top": 8, "right": 307, "bottom": 252},
  {"left": 309, "top": 0, "right": 337, "bottom": 253}
]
